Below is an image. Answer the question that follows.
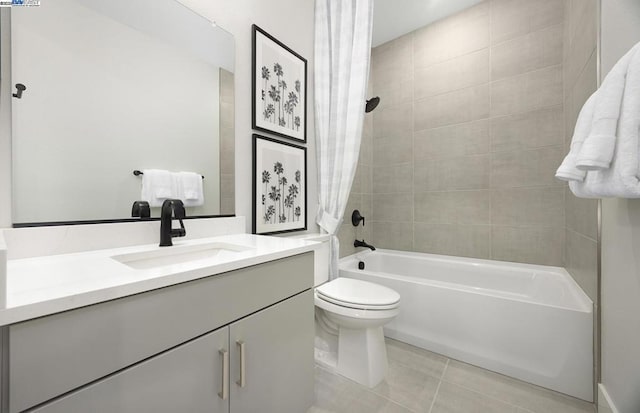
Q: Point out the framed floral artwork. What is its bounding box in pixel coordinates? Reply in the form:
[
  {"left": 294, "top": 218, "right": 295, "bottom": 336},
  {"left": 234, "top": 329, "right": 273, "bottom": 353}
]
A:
[
  {"left": 252, "top": 134, "right": 307, "bottom": 235},
  {"left": 252, "top": 24, "right": 307, "bottom": 143}
]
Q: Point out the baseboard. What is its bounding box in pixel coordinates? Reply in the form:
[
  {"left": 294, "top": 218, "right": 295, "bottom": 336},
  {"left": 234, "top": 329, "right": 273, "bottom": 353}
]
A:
[{"left": 598, "top": 384, "right": 619, "bottom": 413}]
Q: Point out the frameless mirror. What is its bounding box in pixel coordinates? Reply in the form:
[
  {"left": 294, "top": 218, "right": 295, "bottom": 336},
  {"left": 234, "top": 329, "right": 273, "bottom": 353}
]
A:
[{"left": 7, "top": 0, "right": 235, "bottom": 225}]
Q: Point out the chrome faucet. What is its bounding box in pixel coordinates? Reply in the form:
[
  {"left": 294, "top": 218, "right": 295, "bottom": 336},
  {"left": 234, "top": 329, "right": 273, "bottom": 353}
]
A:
[
  {"left": 159, "top": 199, "right": 186, "bottom": 247},
  {"left": 354, "top": 239, "right": 376, "bottom": 251}
]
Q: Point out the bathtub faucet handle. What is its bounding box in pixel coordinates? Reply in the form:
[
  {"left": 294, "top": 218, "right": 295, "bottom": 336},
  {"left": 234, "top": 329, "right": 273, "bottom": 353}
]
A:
[{"left": 352, "top": 210, "right": 365, "bottom": 227}]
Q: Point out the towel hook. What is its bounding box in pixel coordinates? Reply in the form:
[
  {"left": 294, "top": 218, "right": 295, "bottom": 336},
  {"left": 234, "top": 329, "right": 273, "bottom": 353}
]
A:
[{"left": 13, "top": 83, "right": 26, "bottom": 99}]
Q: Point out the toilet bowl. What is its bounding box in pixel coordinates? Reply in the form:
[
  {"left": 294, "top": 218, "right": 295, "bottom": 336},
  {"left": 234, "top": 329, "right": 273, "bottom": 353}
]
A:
[
  {"left": 290, "top": 233, "right": 401, "bottom": 388},
  {"left": 314, "top": 277, "right": 400, "bottom": 387}
]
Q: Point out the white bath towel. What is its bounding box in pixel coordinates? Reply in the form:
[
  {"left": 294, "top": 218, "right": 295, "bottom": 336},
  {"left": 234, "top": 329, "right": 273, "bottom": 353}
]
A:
[
  {"left": 177, "top": 171, "right": 204, "bottom": 207},
  {"left": 555, "top": 92, "right": 597, "bottom": 182},
  {"left": 575, "top": 42, "right": 640, "bottom": 171},
  {"left": 141, "top": 169, "right": 176, "bottom": 207},
  {"left": 570, "top": 43, "right": 640, "bottom": 198}
]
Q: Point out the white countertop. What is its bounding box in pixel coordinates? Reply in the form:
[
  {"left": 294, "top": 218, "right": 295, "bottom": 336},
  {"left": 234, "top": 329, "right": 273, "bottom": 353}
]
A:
[{"left": 1, "top": 234, "right": 318, "bottom": 326}]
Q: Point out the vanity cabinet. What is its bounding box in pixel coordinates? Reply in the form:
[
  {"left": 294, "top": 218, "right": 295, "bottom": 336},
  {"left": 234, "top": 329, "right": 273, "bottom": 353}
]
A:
[{"left": 5, "top": 252, "right": 314, "bottom": 413}]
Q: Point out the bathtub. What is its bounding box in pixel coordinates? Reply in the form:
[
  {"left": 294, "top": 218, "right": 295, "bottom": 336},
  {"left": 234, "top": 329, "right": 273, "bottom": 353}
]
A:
[{"left": 339, "top": 249, "right": 593, "bottom": 401}]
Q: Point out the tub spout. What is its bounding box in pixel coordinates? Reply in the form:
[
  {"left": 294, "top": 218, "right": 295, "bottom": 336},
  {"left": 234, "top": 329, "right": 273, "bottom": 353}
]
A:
[{"left": 354, "top": 239, "right": 376, "bottom": 251}]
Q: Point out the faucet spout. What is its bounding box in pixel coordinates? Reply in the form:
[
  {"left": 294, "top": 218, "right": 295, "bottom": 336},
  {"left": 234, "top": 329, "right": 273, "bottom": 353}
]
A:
[
  {"left": 159, "top": 199, "right": 186, "bottom": 247},
  {"left": 354, "top": 239, "right": 376, "bottom": 251}
]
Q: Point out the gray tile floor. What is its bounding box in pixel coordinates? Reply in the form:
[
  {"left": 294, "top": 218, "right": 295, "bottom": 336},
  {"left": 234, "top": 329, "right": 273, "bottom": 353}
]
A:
[{"left": 309, "top": 338, "right": 595, "bottom": 413}]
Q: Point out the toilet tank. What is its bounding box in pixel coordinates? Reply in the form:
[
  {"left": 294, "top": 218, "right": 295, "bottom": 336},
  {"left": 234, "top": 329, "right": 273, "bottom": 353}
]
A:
[{"left": 287, "top": 234, "right": 330, "bottom": 286}]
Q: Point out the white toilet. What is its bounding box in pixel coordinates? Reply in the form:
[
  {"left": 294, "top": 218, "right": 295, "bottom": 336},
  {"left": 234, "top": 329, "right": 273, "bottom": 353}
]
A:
[{"left": 297, "top": 234, "right": 400, "bottom": 388}]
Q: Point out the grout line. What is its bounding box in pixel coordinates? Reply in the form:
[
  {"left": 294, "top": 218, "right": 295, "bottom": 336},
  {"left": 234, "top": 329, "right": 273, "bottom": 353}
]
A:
[
  {"left": 438, "top": 379, "right": 529, "bottom": 413},
  {"left": 427, "top": 359, "right": 450, "bottom": 413},
  {"left": 427, "top": 378, "right": 443, "bottom": 413},
  {"left": 440, "top": 358, "right": 450, "bottom": 380}
]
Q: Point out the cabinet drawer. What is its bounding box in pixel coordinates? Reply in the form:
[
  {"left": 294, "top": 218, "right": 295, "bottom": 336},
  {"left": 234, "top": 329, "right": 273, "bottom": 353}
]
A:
[
  {"left": 9, "top": 252, "right": 313, "bottom": 413},
  {"left": 31, "top": 327, "right": 230, "bottom": 413}
]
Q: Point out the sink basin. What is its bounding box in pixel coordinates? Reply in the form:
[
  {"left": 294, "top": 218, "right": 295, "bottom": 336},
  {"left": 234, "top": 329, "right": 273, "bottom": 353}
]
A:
[{"left": 112, "top": 242, "right": 252, "bottom": 270}]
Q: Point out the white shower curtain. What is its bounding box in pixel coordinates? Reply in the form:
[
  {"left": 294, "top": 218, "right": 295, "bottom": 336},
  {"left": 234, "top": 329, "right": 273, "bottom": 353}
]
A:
[{"left": 314, "top": 0, "right": 374, "bottom": 278}]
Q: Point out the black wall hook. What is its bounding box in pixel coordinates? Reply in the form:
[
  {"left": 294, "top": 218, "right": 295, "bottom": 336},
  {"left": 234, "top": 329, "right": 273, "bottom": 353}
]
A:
[{"left": 12, "top": 83, "right": 26, "bottom": 99}]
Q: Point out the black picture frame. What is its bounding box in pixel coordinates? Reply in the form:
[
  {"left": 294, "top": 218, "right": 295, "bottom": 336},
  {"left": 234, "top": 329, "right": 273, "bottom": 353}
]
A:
[
  {"left": 252, "top": 134, "right": 307, "bottom": 235},
  {"left": 252, "top": 24, "right": 307, "bottom": 143}
]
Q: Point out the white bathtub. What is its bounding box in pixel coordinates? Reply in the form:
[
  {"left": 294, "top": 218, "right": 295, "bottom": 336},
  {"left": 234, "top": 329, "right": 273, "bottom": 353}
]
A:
[{"left": 340, "top": 249, "right": 593, "bottom": 401}]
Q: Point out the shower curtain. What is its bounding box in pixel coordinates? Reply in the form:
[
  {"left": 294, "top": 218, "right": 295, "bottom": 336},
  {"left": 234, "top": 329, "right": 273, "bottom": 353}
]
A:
[{"left": 314, "top": 0, "right": 374, "bottom": 278}]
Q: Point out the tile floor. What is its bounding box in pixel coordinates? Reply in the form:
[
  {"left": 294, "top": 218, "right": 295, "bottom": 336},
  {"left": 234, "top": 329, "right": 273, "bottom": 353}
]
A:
[{"left": 309, "top": 338, "right": 595, "bottom": 413}]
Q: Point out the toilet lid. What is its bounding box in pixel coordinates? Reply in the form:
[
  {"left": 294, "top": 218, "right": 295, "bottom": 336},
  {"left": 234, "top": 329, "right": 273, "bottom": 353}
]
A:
[{"left": 316, "top": 278, "right": 400, "bottom": 307}]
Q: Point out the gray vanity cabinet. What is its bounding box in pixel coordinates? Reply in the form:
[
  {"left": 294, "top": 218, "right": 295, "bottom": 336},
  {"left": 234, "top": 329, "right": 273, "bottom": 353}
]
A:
[
  {"left": 30, "top": 327, "right": 231, "bottom": 413},
  {"left": 5, "top": 252, "right": 315, "bottom": 413},
  {"left": 30, "top": 290, "right": 314, "bottom": 413},
  {"left": 230, "top": 290, "right": 314, "bottom": 413}
]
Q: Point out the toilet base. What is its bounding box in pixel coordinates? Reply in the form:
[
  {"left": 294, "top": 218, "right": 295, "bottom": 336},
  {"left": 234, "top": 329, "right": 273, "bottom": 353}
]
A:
[{"left": 336, "top": 326, "right": 388, "bottom": 388}]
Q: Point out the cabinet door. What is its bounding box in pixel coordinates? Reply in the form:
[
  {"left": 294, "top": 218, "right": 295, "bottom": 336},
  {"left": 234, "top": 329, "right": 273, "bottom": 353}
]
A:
[
  {"left": 230, "top": 290, "right": 314, "bottom": 413},
  {"left": 32, "top": 327, "right": 230, "bottom": 413}
]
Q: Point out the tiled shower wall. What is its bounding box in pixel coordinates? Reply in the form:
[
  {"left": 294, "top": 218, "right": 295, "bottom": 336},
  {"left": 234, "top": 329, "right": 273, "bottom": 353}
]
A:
[
  {"left": 341, "top": 0, "right": 571, "bottom": 266},
  {"left": 563, "top": 0, "right": 598, "bottom": 301}
]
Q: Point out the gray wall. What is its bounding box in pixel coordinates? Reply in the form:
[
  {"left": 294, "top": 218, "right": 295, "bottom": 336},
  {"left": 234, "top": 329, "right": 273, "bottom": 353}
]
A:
[
  {"left": 599, "top": 1, "right": 640, "bottom": 412},
  {"left": 563, "top": 0, "right": 599, "bottom": 304},
  {"left": 341, "top": 0, "right": 568, "bottom": 266}
]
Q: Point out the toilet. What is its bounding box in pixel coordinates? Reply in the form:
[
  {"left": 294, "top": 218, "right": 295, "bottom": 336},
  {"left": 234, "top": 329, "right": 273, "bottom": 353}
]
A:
[{"left": 295, "top": 234, "right": 400, "bottom": 388}]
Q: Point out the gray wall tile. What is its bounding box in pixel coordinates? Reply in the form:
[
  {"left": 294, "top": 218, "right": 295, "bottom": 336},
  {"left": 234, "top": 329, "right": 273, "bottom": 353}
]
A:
[
  {"left": 491, "top": 24, "right": 563, "bottom": 80},
  {"left": 490, "top": 66, "right": 563, "bottom": 117},
  {"left": 415, "top": 120, "right": 490, "bottom": 160},
  {"left": 491, "top": 146, "right": 565, "bottom": 188},
  {"left": 563, "top": 0, "right": 598, "bottom": 298},
  {"left": 413, "top": 2, "right": 489, "bottom": 69},
  {"left": 414, "top": 190, "right": 491, "bottom": 225},
  {"left": 564, "top": 0, "right": 597, "bottom": 92},
  {"left": 373, "top": 103, "right": 413, "bottom": 140},
  {"left": 491, "top": 0, "right": 564, "bottom": 45},
  {"left": 415, "top": 84, "right": 490, "bottom": 130},
  {"left": 373, "top": 164, "right": 413, "bottom": 194},
  {"left": 565, "top": 188, "right": 598, "bottom": 241},
  {"left": 415, "top": 49, "right": 489, "bottom": 99},
  {"left": 565, "top": 229, "right": 598, "bottom": 301},
  {"left": 492, "top": 226, "right": 564, "bottom": 266},
  {"left": 414, "top": 223, "right": 491, "bottom": 259},
  {"left": 415, "top": 154, "right": 490, "bottom": 191},
  {"left": 372, "top": 193, "right": 413, "bottom": 222},
  {"left": 371, "top": 221, "right": 414, "bottom": 251},
  {"left": 338, "top": 0, "right": 590, "bottom": 270},
  {"left": 491, "top": 187, "right": 564, "bottom": 227},
  {"left": 373, "top": 135, "right": 413, "bottom": 166},
  {"left": 490, "top": 106, "right": 564, "bottom": 152}
]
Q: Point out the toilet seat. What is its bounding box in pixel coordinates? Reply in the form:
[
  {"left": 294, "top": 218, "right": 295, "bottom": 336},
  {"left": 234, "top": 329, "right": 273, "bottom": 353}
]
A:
[{"left": 316, "top": 278, "right": 400, "bottom": 310}]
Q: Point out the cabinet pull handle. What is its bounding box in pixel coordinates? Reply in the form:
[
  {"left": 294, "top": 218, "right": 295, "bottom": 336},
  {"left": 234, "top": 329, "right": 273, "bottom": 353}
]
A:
[
  {"left": 219, "top": 349, "right": 229, "bottom": 400},
  {"left": 236, "top": 340, "right": 246, "bottom": 388}
]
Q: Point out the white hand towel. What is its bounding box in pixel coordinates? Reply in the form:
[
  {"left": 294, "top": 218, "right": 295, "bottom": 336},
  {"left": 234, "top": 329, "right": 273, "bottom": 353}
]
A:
[
  {"left": 141, "top": 169, "right": 175, "bottom": 207},
  {"left": 178, "top": 171, "right": 204, "bottom": 207},
  {"left": 576, "top": 42, "right": 640, "bottom": 171},
  {"left": 570, "top": 42, "right": 640, "bottom": 198},
  {"left": 555, "top": 92, "right": 597, "bottom": 182}
]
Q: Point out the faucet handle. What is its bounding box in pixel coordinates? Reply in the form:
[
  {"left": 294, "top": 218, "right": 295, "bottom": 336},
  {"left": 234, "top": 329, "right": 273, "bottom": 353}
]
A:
[
  {"left": 173, "top": 200, "right": 186, "bottom": 219},
  {"left": 171, "top": 219, "right": 186, "bottom": 238},
  {"left": 352, "top": 210, "right": 365, "bottom": 226},
  {"left": 131, "top": 201, "right": 150, "bottom": 218}
]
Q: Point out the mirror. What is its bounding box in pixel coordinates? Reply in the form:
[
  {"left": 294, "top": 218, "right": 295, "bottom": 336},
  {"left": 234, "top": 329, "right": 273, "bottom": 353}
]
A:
[{"left": 7, "top": 0, "right": 235, "bottom": 225}]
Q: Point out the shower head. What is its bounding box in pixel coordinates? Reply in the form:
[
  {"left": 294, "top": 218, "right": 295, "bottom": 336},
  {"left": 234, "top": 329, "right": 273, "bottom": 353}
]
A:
[{"left": 365, "top": 96, "right": 380, "bottom": 113}]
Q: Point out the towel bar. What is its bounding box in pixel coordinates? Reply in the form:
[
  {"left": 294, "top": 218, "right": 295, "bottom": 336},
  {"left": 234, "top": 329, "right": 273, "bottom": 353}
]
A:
[{"left": 133, "top": 170, "right": 204, "bottom": 179}]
